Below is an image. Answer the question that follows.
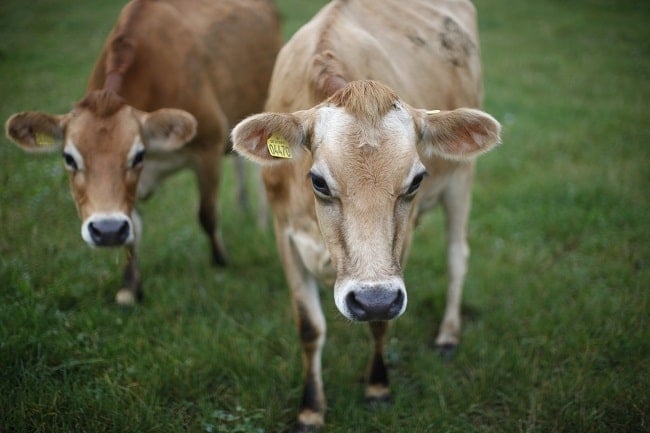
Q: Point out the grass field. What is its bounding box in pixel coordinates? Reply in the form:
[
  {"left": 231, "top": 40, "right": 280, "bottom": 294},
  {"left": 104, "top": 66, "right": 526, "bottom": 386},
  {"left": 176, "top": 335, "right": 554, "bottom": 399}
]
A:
[{"left": 0, "top": 0, "right": 648, "bottom": 432}]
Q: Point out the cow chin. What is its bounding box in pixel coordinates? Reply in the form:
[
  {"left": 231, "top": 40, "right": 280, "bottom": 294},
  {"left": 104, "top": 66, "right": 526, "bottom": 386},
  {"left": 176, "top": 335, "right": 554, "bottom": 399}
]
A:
[
  {"left": 81, "top": 212, "right": 134, "bottom": 247},
  {"left": 334, "top": 277, "right": 407, "bottom": 322}
]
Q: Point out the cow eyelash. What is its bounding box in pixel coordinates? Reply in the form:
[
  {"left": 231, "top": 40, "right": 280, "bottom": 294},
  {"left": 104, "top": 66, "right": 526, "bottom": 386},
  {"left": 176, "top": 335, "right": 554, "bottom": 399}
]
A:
[
  {"left": 309, "top": 172, "right": 331, "bottom": 197},
  {"left": 62, "top": 152, "right": 78, "bottom": 171},
  {"left": 405, "top": 172, "right": 427, "bottom": 196}
]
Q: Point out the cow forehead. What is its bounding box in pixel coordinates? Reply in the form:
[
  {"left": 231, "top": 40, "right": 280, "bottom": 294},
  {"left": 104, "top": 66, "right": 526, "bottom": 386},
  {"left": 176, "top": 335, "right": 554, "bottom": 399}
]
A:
[
  {"left": 311, "top": 105, "right": 420, "bottom": 186},
  {"left": 66, "top": 108, "right": 141, "bottom": 156}
]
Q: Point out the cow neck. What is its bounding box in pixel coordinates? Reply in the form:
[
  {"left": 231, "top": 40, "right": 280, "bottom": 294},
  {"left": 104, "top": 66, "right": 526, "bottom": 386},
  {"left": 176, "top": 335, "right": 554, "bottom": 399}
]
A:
[{"left": 104, "top": 71, "right": 124, "bottom": 95}]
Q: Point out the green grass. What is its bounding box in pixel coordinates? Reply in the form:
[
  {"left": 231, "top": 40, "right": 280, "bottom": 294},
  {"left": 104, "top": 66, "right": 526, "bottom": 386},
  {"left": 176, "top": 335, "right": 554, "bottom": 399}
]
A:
[{"left": 1, "top": 0, "right": 648, "bottom": 432}]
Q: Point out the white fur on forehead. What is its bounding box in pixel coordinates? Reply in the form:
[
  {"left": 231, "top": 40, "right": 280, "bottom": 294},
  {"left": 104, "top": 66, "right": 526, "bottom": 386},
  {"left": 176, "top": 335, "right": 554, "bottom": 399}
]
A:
[
  {"left": 313, "top": 104, "right": 416, "bottom": 152},
  {"left": 312, "top": 106, "right": 351, "bottom": 149},
  {"left": 381, "top": 103, "right": 416, "bottom": 144}
]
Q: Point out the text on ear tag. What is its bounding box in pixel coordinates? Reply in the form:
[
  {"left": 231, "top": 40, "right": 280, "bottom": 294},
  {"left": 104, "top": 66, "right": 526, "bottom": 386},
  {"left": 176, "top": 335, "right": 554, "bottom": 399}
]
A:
[
  {"left": 267, "top": 134, "right": 292, "bottom": 159},
  {"left": 35, "top": 132, "right": 56, "bottom": 146}
]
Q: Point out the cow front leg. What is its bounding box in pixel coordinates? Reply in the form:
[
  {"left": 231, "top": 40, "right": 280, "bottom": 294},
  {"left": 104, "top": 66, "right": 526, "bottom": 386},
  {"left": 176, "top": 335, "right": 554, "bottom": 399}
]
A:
[
  {"left": 195, "top": 150, "right": 228, "bottom": 266},
  {"left": 253, "top": 165, "right": 270, "bottom": 231},
  {"left": 435, "top": 167, "right": 474, "bottom": 356},
  {"left": 233, "top": 156, "right": 270, "bottom": 231},
  {"left": 233, "top": 154, "right": 251, "bottom": 213},
  {"left": 115, "top": 244, "right": 142, "bottom": 305},
  {"left": 365, "top": 321, "right": 391, "bottom": 403},
  {"left": 116, "top": 210, "right": 142, "bottom": 305},
  {"left": 275, "top": 226, "right": 327, "bottom": 431},
  {"left": 294, "top": 284, "right": 326, "bottom": 432}
]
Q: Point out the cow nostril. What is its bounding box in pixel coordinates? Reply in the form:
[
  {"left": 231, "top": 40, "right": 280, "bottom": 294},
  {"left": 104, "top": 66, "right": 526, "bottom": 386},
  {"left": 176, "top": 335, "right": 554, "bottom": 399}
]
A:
[
  {"left": 346, "top": 291, "right": 368, "bottom": 321},
  {"left": 88, "top": 221, "right": 103, "bottom": 243},
  {"left": 117, "top": 220, "right": 130, "bottom": 241},
  {"left": 390, "top": 290, "right": 405, "bottom": 317}
]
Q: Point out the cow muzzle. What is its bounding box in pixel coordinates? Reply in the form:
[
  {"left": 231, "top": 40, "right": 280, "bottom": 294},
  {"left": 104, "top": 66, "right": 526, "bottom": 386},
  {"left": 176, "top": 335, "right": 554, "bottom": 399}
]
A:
[
  {"left": 81, "top": 213, "right": 134, "bottom": 247},
  {"left": 335, "top": 278, "right": 407, "bottom": 321}
]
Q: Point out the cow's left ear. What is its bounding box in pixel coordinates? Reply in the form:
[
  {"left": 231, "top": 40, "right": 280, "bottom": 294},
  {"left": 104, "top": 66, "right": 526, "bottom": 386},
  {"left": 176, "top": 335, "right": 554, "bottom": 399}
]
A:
[
  {"left": 139, "top": 108, "right": 197, "bottom": 152},
  {"left": 414, "top": 108, "right": 501, "bottom": 161},
  {"left": 231, "top": 111, "right": 311, "bottom": 165}
]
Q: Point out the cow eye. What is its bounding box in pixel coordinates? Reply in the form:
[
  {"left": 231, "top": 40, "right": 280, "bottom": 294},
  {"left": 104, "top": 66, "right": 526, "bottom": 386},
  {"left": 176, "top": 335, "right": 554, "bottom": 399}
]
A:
[
  {"left": 310, "top": 172, "right": 331, "bottom": 197},
  {"left": 406, "top": 172, "right": 426, "bottom": 195},
  {"left": 62, "top": 152, "right": 78, "bottom": 171},
  {"left": 132, "top": 149, "right": 146, "bottom": 167}
]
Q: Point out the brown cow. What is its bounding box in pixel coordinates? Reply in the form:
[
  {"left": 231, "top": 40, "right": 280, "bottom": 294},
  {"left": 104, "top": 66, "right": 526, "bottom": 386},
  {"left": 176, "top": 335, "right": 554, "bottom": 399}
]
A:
[
  {"left": 5, "top": 0, "right": 281, "bottom": 305},
  {"left": 232, "top": 0, "right": 500, "bottom": 430}
]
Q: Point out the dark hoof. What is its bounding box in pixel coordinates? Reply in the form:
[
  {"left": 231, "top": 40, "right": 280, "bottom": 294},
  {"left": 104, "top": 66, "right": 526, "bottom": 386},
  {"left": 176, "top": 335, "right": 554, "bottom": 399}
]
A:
[
  {"left": 294, "top": 421, "right": 319, "bottom": 433},
  {"left": 435, "top": 343, "right": 457, "bottom": 361},
  {"left": 365, "top": 393, "right": 393, "bottom": 410},
  {"left": 212, "top": 251, "right": 228, "bottom": 267}
]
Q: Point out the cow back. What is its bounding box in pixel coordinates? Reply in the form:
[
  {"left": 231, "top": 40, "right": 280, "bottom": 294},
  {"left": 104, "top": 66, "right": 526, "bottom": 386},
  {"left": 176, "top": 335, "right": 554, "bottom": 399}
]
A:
[
  {"left": 266, "top": 0, "right": 481, "bottom": 113},
  {"left": 88, "top": 0, "right": 281, "bottom": 135}
]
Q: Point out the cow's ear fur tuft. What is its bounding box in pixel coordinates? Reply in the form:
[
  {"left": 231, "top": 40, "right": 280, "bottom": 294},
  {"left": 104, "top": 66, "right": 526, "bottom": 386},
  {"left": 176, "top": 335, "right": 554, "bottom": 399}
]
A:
[
  {"left": 231, "top": 112, "right": 309, "bottom": 165},
  {"left": 139, "top": 108, "right": 197, "bottom": 152},
  {"left": 5, "top": 112, "right": 66, "bottom": 153},
  {"left": 415, "top": 108, "right": 501, "bottom": 161}
]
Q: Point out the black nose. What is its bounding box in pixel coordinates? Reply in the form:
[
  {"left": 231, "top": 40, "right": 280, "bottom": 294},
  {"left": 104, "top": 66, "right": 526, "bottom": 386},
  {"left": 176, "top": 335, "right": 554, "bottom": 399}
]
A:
[
  {"left": 88, "top": 218, "right": 130, "bottom": 246},
  {"left": 345, "top": 287, "right": 405, "bottom": 321}
]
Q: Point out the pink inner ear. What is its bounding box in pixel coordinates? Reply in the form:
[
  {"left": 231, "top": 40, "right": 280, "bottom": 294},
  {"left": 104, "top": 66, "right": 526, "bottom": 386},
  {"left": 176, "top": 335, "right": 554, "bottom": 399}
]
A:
[
  {"left": 451, "top": 122, "right": 490, "bottom": 154},
  {"left": 252, "top": 128, "right": 272, "bottom": 156}
]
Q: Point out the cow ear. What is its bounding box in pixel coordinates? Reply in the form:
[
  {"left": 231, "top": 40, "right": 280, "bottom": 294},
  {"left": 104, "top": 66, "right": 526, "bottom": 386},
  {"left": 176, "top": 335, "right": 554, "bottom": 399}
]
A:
[
  {"left": 5, "top": 112, "right": 66, "bottom": 153},
  {"left": 415, "top": 108, "right": 501, "bottom": 161},
  {"left": 139, "top": 108, "right": 197, "bottom": 152},
  {"left": 231, "top": 111, "right": 310, "bottom": 165}
]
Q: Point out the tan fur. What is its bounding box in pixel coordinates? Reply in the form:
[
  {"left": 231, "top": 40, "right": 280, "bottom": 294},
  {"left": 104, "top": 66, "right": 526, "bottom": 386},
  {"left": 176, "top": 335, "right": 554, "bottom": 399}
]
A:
[
  {"left": 327, "top": 80, "right": 398, "bottom": 127},
  {"left": 76, "top": 90, "right": 127, "bottom": 118}
]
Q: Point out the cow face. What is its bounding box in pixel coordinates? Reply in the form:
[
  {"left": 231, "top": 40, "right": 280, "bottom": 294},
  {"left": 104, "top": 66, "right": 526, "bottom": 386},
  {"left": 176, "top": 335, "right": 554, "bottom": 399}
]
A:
[
  {"left": 232, "top": 81, "right": 500, "bottom": 321},
  {"left": 5, "top": 90, "right": 197, "bottom": 248},
  {"left": 306, "top": 102, "right": 424, "bottom": 321}
]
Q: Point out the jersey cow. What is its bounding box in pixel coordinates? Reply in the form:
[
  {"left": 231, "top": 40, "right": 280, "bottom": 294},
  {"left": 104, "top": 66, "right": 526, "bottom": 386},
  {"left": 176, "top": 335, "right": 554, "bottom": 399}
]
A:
[
  {"left": 5, "top": 0, "right": 281, "bottom": 305},
  {"left": 232, "top": 0, "right": 500, "bottom": 430}
]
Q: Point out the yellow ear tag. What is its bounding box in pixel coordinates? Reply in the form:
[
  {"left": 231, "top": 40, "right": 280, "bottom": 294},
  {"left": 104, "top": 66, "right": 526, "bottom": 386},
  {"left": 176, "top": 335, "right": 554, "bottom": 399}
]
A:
[
  {"left": 35, "top": 132, "right": 56, "bottom": 147},
  {"left": 426, "top": 110, "right": 441, "bottom": 115},
  {"left": 267, "top": 134, "right": 292, "bottom": 159}
]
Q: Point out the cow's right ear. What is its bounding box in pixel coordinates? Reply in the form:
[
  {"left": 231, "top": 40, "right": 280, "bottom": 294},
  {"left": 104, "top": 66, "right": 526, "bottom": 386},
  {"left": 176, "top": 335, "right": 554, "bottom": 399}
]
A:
[
  {"left": 5, "top": 112, "right": 66, "bottom": 153},
  {"left": 231, "top": 112, "right": 310, "bottom": 165},
  {"left": 139, "top": 108, "right": 197, "bottom": 152}
]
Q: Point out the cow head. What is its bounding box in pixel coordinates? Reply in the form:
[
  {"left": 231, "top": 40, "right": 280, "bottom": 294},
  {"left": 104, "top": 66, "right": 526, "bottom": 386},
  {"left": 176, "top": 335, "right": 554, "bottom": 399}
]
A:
[
  {"left": 5, "top": 90, "right": 197, "bottom": 247},
  {"left": 232, "top": 80, "right": 500, "bottom": 321}
]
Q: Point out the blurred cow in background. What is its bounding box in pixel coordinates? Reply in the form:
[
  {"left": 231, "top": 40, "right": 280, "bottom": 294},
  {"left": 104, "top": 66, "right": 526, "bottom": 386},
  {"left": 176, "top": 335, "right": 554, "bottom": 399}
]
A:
[{"left": 6, "top": 0, "right": 281, "bottom": 304}]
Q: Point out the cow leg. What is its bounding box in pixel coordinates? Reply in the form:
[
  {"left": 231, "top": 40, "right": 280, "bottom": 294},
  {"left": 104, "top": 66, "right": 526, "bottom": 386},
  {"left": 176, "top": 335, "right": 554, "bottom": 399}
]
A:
[
  {"left": 116, "top": 210, "right": 142, "bottom": 305},
  {"left": 294, "top": 281, "right": 326, "bottom": 432},
  {"left": 435, "top": 166, "right": 474, "bottom": 356},
  {"left": 233, "top": 156, "right": 269, "bottom": 230},
  {"left": 233, "top": 154, "right": 251, "bottom": 213},
  {"left": 195, "top": 149, "right": 228, "bottom": 266},
  {"left": 253, "top": 165, "right": 270, "bottom": 231},
  {"left": 274, "top": 223, "right": 327, "bottom": 431},
  {"left": 365, "top": 321, "right": 391, "bottom": 402}
]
